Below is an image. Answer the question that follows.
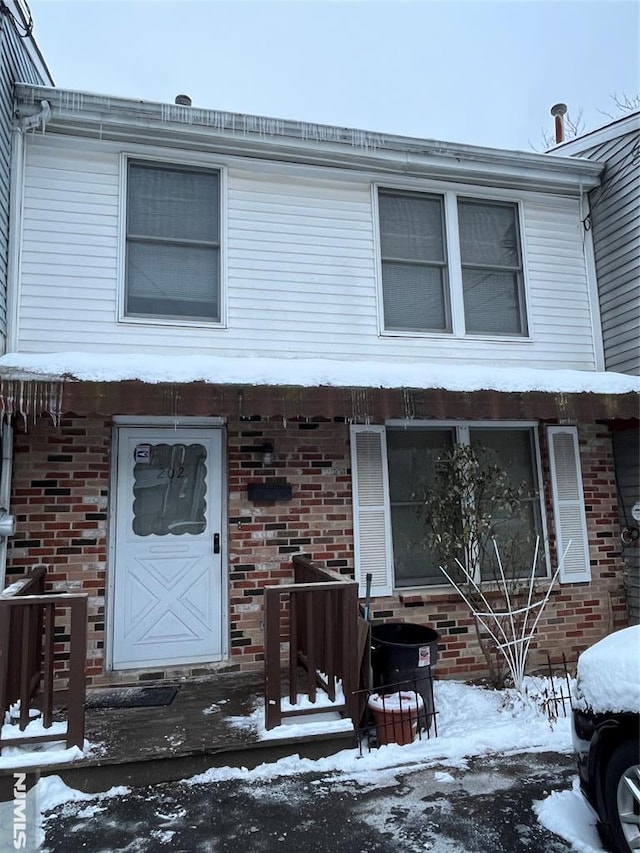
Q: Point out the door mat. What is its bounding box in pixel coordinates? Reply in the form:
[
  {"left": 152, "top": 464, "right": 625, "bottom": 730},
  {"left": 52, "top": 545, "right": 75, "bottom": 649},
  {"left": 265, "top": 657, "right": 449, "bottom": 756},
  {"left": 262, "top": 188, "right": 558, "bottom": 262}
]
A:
[{"left": 85, "top": 685, "right": 179, "bottom": 710}]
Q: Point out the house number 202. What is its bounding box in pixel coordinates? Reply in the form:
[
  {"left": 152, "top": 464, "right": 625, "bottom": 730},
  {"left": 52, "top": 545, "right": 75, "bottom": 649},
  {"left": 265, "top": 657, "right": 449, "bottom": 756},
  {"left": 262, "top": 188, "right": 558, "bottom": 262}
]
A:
[{"left": 157, "top": 466, "right": 185, "bottom": 480}]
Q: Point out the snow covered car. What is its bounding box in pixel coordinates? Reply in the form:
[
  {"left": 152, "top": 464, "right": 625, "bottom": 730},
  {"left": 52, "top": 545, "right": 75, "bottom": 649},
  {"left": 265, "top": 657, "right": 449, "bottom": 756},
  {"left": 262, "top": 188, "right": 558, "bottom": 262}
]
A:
[{"left": 572, "top": 625, "right": 640, "bottom": 853}]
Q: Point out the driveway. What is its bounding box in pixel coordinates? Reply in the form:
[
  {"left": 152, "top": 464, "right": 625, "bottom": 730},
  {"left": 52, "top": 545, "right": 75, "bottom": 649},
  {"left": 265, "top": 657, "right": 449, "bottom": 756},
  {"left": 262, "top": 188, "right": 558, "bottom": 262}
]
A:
[{"left": 42, "top": 751, "right": 581, "bottom": 852}]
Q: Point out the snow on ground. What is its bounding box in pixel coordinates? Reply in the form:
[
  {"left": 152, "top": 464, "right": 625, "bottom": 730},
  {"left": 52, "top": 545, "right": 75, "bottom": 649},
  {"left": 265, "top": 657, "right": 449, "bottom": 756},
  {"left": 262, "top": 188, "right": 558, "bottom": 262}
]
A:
[
  {"left": 2, "top": 679, "right": 597, "bottom": 851},
  {"left": 534, "top": 777, "right": 606, "bottom": 853},
  {"left": 0, "top": 775, "right": 128, "bottom": 849},
  {"left": 190, "top": 679, "right": 575, "bottom": 786},
  {"left": 0, "top": 715, "right": 91, "bottom": 770},
  {"left": 573, "top": 624, "right": 640, "bottom": 714},
  {"left": 1, "top": 351, "right": 639, "bottom": 395},
  {"left": 231, "top": 679, "right": 355, "bottom": 740}
]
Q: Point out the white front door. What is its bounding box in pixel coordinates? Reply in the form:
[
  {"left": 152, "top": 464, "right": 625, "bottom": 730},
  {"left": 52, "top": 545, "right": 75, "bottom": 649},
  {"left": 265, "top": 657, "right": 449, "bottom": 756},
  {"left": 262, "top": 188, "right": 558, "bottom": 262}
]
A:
[{"left": 111, "top": 427, "right": 224, "bottom": 670}]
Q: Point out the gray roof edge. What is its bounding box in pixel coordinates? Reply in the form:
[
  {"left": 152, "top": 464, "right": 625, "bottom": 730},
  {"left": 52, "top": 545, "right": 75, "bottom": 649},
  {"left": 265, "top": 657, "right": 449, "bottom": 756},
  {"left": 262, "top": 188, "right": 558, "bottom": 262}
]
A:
[
  {"left": 15, "top": 83, "right": 603, "bottom": 185},
  {"left": 549, "top": 111, "right": 640, "bottom": 157}
]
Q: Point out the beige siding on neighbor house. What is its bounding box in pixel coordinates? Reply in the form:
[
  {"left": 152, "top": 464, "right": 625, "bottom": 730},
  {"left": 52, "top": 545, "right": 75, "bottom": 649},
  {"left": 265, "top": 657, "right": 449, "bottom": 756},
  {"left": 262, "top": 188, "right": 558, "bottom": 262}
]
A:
[{"left": 16, "top": 133, "right": 598, "bottom": 369}]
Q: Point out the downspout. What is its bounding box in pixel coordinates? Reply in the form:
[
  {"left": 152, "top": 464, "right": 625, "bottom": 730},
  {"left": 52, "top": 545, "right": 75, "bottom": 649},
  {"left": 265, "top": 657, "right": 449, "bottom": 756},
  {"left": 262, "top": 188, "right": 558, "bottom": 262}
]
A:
[
  {"left": 17, "top": 99, "right": 51, "bottom": 133},
  {"left": 580, "top": 182, "right": 605, "bottom": 372},
  {"left": 0, "top": 102, "right": 50, "bottom": 587},
  {"left": 0, "top": 421, "right": 15, "bottom": 591},
  {"left": 6, "top": 101, "right": 50, "bottom": 353}
]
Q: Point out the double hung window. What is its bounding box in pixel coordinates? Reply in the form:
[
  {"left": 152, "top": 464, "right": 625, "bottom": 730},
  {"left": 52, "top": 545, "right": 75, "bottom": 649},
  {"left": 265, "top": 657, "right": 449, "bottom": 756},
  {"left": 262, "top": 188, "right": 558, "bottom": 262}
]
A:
[
  {"left": 378, "top": 189, "right": 527, "bottom": 336},
  {"left": 125, "top": 161, "right": 221, "bottom": 322}
]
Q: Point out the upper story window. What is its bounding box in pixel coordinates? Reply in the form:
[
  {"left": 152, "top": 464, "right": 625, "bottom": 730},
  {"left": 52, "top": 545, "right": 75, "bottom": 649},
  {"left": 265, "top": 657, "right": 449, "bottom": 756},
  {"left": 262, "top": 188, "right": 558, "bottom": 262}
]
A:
[
  {"left": 379, "top": 191, "right": 450, "bottom": 332},
  {"left": 458, "top": 199, "right": 525, "bottom": 335},
  {"left": 125, "top": 161, "right": 221, "bottom": 322},
  {"left": 378, "top": 189, "right": 527, "bottom": 337}
]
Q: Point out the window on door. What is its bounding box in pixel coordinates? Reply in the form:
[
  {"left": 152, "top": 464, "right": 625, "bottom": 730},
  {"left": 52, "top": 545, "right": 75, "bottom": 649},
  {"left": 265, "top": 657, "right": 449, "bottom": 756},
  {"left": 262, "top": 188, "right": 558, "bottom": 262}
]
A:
[{"left": 132, "top": 443, "right": 208, "bottom": 536}]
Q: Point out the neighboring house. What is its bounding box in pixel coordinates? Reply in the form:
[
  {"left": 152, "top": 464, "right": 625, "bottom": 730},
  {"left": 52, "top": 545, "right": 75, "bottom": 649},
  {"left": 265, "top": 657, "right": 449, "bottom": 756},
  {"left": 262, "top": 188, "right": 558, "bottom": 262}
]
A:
[
  {"left": 551, "top": 112, "right": 640, "bottom": 623},
  {"left": 0, "top": 83, "right": 637, "bottom": 691}
]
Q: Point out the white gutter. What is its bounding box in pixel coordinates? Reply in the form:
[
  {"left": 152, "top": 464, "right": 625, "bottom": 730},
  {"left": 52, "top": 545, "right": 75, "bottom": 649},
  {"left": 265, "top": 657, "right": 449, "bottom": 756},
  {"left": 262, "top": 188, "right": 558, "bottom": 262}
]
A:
[{"left": 14, "top": 85, "right": 603, "bottom": 193}]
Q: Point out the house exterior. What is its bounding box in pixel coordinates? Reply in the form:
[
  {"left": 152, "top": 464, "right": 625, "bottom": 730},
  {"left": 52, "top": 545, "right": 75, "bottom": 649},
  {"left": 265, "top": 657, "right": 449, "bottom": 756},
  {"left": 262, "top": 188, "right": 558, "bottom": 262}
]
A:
[
  {"left": 0, "top": 83, "right": 637, "bottom": 691},
  {"left": 551, "top": 112, "right": 640, "bottom": 623}
]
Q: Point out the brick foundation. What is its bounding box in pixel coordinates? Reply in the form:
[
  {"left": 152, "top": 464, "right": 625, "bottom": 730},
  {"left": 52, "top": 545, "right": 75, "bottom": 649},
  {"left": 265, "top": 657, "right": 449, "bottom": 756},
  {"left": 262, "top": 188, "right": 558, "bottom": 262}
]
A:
[{"left": 4, "top": 414, "right": 628, "bottom": 688}]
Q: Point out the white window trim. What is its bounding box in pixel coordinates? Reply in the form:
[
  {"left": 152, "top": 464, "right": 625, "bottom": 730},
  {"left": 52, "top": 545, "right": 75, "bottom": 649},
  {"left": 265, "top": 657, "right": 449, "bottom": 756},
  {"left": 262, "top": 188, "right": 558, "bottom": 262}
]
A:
[
  {"left": 112, "top": 415, "right": 226, "bottom": 426},
  {"left": 117, "top": 152, "right": 228, "bottom": 330},
  {"left": 374, "top": 182, "right": 533, "bottom": 342},
  {"left": 383, "top": 420, "right": 550, "bottom": 590}
]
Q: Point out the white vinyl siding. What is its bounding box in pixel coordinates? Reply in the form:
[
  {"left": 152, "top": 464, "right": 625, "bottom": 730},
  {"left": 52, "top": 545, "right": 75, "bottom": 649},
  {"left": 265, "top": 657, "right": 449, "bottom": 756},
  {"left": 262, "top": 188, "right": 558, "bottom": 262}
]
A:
[
  {"left": 547, "top": 426, "right": 591, "bottom": 584},
  {"left": 349, "top": 425, "right": 393, "bottom": 597},
  {"left": 0, "top": 14, "right": 49, "bottom": 340},
  {"left": 17, "top": 133, "right": 598, "bottom": 370}
]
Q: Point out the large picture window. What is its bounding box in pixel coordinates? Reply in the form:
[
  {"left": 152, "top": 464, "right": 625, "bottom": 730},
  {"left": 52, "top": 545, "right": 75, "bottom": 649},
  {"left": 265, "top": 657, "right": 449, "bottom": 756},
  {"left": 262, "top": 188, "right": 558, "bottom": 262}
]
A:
[
  {"left": 378, "top": 188, "right": 527, "bottom": 337},
  {"left": 125, "top": 161, "right": 221, "bottom": 322},
  {"left": 386, "top": 425, "right": 544, "bottom": 588},
  {"left": 351, "top": 423, "right": 589, "bottom": 597}
]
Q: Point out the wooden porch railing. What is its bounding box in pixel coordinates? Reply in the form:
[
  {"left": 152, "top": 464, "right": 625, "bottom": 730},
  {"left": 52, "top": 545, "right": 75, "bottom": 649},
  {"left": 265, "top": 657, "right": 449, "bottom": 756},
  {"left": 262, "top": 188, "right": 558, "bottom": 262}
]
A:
[
  {"left": 0, "top": 566, "right": 87, "bottom": 750},
  {"left": 264, "top": 554, "right": 359, "bottom": 730}
]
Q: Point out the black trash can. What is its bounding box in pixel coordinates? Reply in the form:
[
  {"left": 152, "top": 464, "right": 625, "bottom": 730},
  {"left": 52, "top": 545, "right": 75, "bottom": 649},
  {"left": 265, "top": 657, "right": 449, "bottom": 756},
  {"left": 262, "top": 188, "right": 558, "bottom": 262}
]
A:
[{"left": 371, "top": 623, "right": 440, "bottom": 731}]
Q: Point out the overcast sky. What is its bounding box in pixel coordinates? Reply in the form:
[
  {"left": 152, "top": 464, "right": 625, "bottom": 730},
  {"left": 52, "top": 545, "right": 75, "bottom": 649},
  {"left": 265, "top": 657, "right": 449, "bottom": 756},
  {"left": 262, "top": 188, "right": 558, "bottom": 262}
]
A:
[{"left": 28, "top": 0, "right": 639, "bottom": 151}]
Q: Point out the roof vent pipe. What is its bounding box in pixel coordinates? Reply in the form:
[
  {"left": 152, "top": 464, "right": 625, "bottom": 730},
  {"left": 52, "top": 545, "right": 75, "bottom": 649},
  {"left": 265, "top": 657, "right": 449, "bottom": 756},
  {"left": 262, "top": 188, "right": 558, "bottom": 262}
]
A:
[
  {"left": 175, "top": 94, "right": 192, "bottom": 107},
  {"left": 550, "top": 103, "right": 568, "bottom": 144}
]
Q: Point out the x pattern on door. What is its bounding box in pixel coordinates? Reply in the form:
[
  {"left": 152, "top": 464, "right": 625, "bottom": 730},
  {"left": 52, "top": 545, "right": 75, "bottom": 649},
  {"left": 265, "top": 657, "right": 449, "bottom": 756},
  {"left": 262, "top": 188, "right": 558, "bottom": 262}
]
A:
[{"left": 123, "top": 554, "right": 214, "bottom": 648}]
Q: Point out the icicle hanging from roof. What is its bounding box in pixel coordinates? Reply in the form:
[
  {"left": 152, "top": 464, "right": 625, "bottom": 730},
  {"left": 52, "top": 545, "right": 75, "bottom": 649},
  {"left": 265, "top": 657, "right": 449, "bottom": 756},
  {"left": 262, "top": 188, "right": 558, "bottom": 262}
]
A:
[{"left": 0, "top": 380, "right": 63, "bottom": 425}]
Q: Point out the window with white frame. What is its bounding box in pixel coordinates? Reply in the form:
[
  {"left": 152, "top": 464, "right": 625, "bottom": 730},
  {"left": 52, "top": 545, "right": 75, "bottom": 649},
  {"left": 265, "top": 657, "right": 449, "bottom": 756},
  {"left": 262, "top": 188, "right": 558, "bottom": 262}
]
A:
[
  {"left": 386, "top": 425, "right": 544, "bottom": 587},
  {"left": 378, "top": 189, "right": 527, "bottom": 337},
  {"left": 125, "top": 161, "right": 221, "bottom": 322},
  {"left": 351, "top": 423, "right": 591, "bottom": 598}
]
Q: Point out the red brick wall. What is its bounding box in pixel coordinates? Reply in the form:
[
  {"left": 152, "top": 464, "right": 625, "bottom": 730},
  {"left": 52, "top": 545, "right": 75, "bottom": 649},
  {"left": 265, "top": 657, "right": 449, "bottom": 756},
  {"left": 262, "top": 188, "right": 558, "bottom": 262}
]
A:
[
  {"left": 6, "top": 416, "right": 111, "bottom": 683},
  {"left": 4, "top": 415, "right": 627, "bottom": 687},
  {"left": 227, "top": 418, "right": 353, "bottom": 669}
]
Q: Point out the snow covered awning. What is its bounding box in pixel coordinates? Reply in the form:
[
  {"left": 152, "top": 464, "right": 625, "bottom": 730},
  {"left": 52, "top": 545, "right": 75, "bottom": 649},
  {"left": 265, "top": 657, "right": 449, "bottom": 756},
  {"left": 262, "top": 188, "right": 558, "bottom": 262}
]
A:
[
  {"left": 1, "top": 352, "right": 638, "bottom": 395},
  {"left": 0, "top": 353, "right": 637, "bottom": 423}
]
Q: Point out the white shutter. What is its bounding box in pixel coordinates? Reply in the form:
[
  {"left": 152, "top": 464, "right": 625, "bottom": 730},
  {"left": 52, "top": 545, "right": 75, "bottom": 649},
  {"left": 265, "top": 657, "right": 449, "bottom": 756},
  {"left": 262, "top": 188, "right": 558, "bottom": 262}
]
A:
[
  {"left": 350, "top": 425, "right": 393, "bottom": 597},
  {"left": 548, "top": 426, "right": 591, "bottom": 584}
]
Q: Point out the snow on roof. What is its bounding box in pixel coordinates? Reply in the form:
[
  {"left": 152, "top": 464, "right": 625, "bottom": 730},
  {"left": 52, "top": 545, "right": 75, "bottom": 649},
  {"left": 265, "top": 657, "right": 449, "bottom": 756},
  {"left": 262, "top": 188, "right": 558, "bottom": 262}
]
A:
[
  {"left": 575, "top": 626, "right": 640, "bottom": 715},
  {"left": 0, "top": 352, "right": 638, "bottom": 395}
]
